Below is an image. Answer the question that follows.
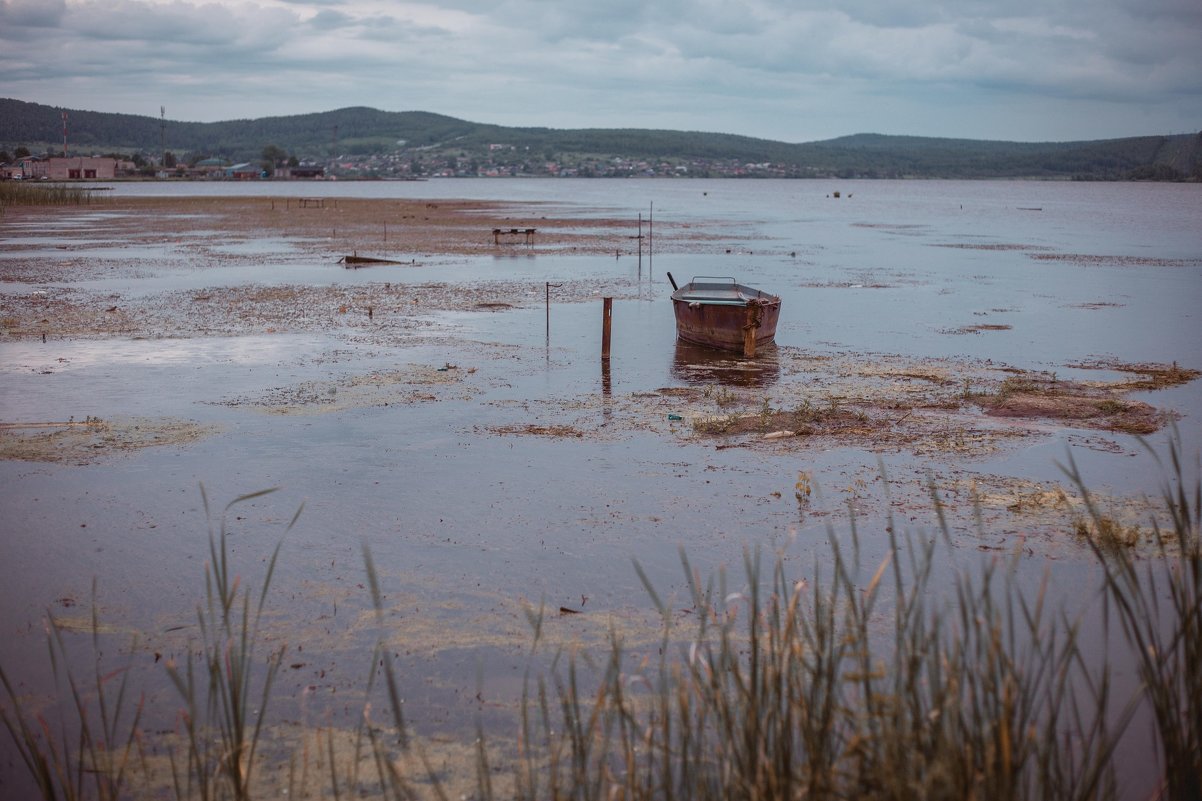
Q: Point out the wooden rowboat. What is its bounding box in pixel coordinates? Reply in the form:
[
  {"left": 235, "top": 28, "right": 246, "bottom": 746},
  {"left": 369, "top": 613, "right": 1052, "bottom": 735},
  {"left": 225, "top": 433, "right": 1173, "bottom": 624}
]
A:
[
  {"left": 667, "top": 274, "right": 781, "bottom": 357},
  {"left": 339, "top": 253, "right": 405, "bottom": 267}
]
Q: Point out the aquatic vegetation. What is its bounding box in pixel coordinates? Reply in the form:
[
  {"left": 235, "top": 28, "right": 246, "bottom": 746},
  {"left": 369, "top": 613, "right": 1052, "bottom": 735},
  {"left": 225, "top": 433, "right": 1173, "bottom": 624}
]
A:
[
  {"left": 161, "top": 486, "right": 300, "bottom": 800},
  {"left": 517, "top": 529, "right": 1126, "bottom": 800},
  {"left": 0, "top": 182, "right": 97, "bottom": 207},
  {"left": 1065, "top": 436, "right": 1201, "bottom": 801},
  {"left": 0, "top": 580, "right": 144, "bottom": 801},
  {"left": 1, "top": 443, "right": 1199, "bottom": 799},
  {"left": 980, "top": 370, "right": 1170, "bottom": 435}
]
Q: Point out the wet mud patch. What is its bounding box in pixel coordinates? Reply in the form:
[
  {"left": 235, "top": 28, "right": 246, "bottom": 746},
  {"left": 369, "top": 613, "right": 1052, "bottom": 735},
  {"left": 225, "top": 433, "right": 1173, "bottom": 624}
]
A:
[
  {"left": 0, "top": 286, "right": 145, "bottom": 339},
  {"left": 978, "top": 372, "right": 1178, "bottom": 435},
  {"left": 136, "top": 284, "right": 472, "bottom": 340},
  {"left": 932, "top": 242, "right": 1055, "bottom": 252},
  {"left": 936, "top": 472, "right": 1175, "bottom": 555},
  {"left": 1, "top": 196, "right": 717, "bottom": 266},
  {"left": 1028, "top": 253, "right": 1202, "bottom": 268},
  {"left": 940, "top": 323, "right": 1013, "bottom": 335},
  {"left": 489, "top": 423, "right": 589, "bottom": 439},
  {"left": 0, "top": 416, "right": 214, "bottom": 464},
  {"left": 851, "top": 222, "right": 927, "bottom": 233},
  {"left": 213, "top": 365, "right": 478, "bottom": 414},
  {"left": 797, "top": 280, "right": 899, "bottom": 289},
  {"left": 1062, "top": 359, "right": 1200, "bottom": 391},
  {"left": 1, "top": 278, "right": 647, "bottom": 341},
  {"left": 482, "top": 348, "right": 1194, "bottom": 456}
]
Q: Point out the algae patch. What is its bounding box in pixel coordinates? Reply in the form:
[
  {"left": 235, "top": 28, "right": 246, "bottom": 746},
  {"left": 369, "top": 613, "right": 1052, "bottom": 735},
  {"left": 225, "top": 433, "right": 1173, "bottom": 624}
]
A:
[
  {"left": 0, "top": 416, "right": 214, "bottom": 464},
  {"left": 212, "top": 365, "right": 478, "bottom": 415}
]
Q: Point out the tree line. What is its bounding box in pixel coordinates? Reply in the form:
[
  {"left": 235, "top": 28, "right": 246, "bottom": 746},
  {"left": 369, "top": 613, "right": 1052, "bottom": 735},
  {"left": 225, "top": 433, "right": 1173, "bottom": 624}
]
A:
[{"left": 2, "top": 98, "right": 1199, "bottom": 180}]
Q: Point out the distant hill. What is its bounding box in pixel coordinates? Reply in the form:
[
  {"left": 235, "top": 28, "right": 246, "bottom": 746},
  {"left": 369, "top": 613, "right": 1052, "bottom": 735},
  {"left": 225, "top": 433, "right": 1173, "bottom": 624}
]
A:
[{"left": 2, "top": 98, "right": 1199, "bottom": 180}]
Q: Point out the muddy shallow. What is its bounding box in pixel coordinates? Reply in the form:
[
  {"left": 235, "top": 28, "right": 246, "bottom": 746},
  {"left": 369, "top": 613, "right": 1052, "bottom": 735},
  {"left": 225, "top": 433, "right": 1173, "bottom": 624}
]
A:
[{"left": 1, "top": 179, "right": 1200, "bottom": 796}]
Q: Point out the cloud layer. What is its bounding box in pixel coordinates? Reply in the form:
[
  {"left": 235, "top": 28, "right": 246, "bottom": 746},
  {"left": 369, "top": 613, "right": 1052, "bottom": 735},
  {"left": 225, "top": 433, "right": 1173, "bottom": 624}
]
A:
[{"left": 2, "top": 0, "right": 1199, "bottom": 141}]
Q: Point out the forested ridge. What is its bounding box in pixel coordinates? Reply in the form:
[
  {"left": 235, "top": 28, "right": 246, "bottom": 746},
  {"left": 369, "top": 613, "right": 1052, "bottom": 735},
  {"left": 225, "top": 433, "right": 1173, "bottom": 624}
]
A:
[{"left": 2, "top": 98, "right": 1198, "bottom": 180}]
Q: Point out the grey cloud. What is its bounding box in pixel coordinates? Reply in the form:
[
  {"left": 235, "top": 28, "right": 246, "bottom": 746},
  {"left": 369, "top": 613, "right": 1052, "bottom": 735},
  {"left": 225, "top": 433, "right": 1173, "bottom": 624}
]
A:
[
  {"left": 63, "top": 0, "right": 294, "bottom": 49},
  {"left": 0, "top": 0, "right": 66, "bottom": 30},
  {"left": 309, "top": 9, "right": 354, "bottom": 30},
  {"left": 0, "top": 0, "right": 1197, "bottom": 140}
]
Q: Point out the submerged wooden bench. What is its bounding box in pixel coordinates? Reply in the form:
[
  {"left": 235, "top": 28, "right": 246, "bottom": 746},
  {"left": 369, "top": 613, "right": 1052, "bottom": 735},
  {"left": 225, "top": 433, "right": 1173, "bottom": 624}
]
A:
[{"left": 492, "top": 227, "right": 536, "bottom": 245}]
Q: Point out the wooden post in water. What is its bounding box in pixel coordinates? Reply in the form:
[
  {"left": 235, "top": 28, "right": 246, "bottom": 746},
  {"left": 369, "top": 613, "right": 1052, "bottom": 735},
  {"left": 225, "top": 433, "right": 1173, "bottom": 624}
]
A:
[{"left": 601, "top": 297, "right": 613, "bottom": 361}]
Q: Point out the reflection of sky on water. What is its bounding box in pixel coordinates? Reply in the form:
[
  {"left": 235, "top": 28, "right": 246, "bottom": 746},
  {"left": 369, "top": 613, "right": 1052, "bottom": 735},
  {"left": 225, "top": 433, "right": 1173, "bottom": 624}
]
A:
[
  {"left": 1, "top": 332, "right": 319, "bottom": 370},
  {"left": 6, "top": 178, "right": 1199, "bottom": 444}
]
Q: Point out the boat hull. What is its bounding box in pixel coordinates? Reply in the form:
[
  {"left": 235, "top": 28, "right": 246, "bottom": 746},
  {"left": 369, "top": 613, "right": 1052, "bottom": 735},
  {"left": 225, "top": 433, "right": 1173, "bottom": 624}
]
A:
[{"left": 670, "top": 279, "right": 781, "bottom": 354}]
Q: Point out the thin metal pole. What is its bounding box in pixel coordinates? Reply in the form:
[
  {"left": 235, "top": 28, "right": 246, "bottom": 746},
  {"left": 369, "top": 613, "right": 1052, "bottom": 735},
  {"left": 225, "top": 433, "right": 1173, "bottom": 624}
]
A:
[
  {"left": 648, "top": 202, "right": 653, "bottom": 280},
  {"left": 545, "top": 282, "right": 562, "bottom": 344}
]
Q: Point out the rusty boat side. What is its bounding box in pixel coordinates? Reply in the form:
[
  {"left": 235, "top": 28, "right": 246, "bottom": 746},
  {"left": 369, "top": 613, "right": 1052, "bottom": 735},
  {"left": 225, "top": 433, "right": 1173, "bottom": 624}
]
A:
[{"left": 669, "top": 275, "right": 781, "bottom": 357}]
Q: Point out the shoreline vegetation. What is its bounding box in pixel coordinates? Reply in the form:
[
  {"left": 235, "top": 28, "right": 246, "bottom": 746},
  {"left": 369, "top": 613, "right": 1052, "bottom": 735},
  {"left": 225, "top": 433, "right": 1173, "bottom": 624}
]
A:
[
  {"left": 3, "top": 99, "right": 1200, "bottom": 181},
  {"left": 0, "top": 181, "right": 97, "bottom": 207},
  {"left": 1, "top": 439, "right": 1198, "bottom": 800}
]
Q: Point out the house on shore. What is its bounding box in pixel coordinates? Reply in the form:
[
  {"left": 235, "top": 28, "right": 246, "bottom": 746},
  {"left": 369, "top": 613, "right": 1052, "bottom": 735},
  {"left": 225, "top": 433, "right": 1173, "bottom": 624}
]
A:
[
  {"left": 1, "top": 156, "right": 136, "bottom": 180},
  {"left": 274, "top": 164, "right": 325, "bottom": 179},
  {"left": 226, "top": 163, "right": 264, "bottom": 180},
  {"left": 186, "top": 157, "right": 229, "bottom": 179}
]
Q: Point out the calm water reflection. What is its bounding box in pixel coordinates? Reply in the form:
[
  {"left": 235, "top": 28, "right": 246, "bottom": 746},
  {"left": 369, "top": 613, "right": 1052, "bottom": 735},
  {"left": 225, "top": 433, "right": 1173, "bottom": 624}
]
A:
[{"left": 2, "top": 179, "right": 1199, "bottom": 798}]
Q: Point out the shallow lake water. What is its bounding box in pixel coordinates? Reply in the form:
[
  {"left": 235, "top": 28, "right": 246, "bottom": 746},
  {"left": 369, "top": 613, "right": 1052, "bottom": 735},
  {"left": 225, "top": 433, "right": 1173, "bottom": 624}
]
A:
[{"left": 2, "top": 178, "right": 1200, "bottom": 796}]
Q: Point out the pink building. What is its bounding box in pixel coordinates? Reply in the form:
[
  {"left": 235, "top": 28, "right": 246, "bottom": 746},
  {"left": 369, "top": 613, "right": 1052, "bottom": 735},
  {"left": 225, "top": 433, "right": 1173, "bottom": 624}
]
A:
[
  {"left": 3, "top": 157, "right": 137, "bottom": 180},
  {"left": 45, "top": 156, "right": 130, "bottom": 180}
]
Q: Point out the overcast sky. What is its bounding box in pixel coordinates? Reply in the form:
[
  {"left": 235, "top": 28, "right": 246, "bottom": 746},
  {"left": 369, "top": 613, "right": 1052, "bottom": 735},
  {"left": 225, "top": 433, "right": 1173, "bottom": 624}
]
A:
[{"left": 2, "top": 0, "right": 1200, "bottom": 143}]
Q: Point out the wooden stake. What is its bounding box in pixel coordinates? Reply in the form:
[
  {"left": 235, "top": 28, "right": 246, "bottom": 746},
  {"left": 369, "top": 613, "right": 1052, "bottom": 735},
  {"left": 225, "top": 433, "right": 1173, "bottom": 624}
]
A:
[{"left": 601, "top": 297, "right": 613, "bottom": 359}]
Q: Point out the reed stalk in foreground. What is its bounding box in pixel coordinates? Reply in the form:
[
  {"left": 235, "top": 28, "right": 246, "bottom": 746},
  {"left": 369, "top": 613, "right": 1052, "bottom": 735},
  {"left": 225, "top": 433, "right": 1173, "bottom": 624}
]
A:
[
  {"left": 1065, "top": 433, "right": 1201, "bottom": 801},
  {"left": 0, "top": 581, "right": 145, "bottom": 801},
  {"left": 2, "top": 443, "right": 1199, "bottom": 800},
  {"left": 517, "top": 516, "right": 1131, "bottom": 801},
  {"left": 163, "top": 486, "right": 300, "bottom": 801}
]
